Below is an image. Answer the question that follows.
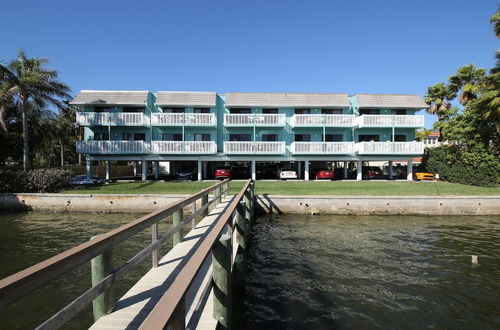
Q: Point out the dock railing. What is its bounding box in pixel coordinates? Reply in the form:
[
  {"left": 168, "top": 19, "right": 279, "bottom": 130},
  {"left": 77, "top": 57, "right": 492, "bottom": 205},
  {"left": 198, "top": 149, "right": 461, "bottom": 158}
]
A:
[{"left": 0, "top": 179, "right": 234, "bottom": 330}]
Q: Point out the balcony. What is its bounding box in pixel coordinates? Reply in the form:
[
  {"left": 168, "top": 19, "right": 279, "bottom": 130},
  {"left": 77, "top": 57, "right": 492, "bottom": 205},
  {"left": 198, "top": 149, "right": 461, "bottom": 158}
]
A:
[
  {"left": 76, "top": 141, "right": 148, "bottom": 154},
  {"left": 76, "top": 113, "right": 145, "bottom": 126},
  {"left": 151, "top": 113, "right": 216, "bottom": 126},
  {"left": 292, "top": 114, "right": 355, "bottom": 127},
  {"left": 290, "top": 142, "right": 355, "bottom": 154},
  {"left": 354, "top": 141, "right": 424, "bottom": 155},
  {"left": 224, "top": 114, "right": 285, "bottom": 127},
  {"left": 224, "top": 141, "right": 286, "bottom": 154},
  {"left": 151, "top": 141, "right": 217, "bottom": 154},
  {"left": 354, "top": 115, "right": 424, "bottom": 128}
]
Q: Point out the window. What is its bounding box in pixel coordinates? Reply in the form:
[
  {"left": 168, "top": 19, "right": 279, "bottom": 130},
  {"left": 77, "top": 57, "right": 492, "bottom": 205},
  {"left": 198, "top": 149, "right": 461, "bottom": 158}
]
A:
[
  {"left": 391, "top": 135, "right": 406, "bottom": 142},
  {"left": 162, "top": 133, "right": 183, "bottom": 141},
  {"left": 229, "top": 108, "right": 251, "bottom": 114},
  {"left": 359, "top": 135, "right": 380, "bottom": 142},
  {"left": 94, "top": 107, "right": 111, "bottom": 113},
  {"left": 262, "top": 134, "right": 278, "bottom": 141},
  {"left": 294, "top": 134, "right": 311, "bottom": 142},
  {"left": 194, "top": 108, "right": 210, "bottom": 113},
  {"left": 360, "top": 109, "right": 380, "bottom": 115},
  {"left": 262, "top": 108, "right": 278, "bottom": 114},
  {"left": 322, "top": 109, "right": 342, "bottom": 114},
  {"left": 323, "top": 134, "right": 343, "bottom": 142},
  {"left": 229, "top": 134, "right": 251, "bottom": 141},
  {"left": 294, "top": 109, "right": 310, "bottom": 114},
  {"left": 392, "top": 109, "right": 406, "bottom": 115},
  {"left": 162, "top": 107, "right": 185, "bottom": 113},
  {"left": 123, "top": 107, "right": 144, "bottom": 113},
  {"left": 194, "top": 134, "right": 211, "bottom": 141},
  {"left": 94, "top": 133, "right": 109, "bottom": 140},
  {"left": 123, "top": 133, "right": 146, "bottom": 141}
]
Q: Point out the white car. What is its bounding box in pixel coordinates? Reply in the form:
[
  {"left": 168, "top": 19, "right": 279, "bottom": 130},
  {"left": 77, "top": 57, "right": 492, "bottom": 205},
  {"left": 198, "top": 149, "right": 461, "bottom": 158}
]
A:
[{"left": 278, "top": 168, "right": 297, "bottom": 180}]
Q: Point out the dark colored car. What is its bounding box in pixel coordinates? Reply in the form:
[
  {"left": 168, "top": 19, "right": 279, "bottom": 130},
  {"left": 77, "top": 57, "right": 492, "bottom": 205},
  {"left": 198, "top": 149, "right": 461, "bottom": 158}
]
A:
[
  {"left": 315, "top": 169, "right": 334, "bottom": 180},
  {"left": 69, "top": 175, "right": 105, "bottom": 185},
  {"left": 363, "top": 166, "right": 384, "bottom": 180},
  {"left": 215, "top": 167, "right": 232, "bottom": 180},
  {"left": 174, "top": 169, "right": 197, "bottom": 181}
]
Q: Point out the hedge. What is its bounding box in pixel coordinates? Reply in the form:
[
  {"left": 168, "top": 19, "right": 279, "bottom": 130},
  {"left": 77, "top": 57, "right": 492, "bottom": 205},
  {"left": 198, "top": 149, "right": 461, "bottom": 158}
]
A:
[
  {"left": 0, "top": 168, "right": 73, "bottom": 193},
  {"left": 422, "top": 145, "right": 500, "bottom": 187}
]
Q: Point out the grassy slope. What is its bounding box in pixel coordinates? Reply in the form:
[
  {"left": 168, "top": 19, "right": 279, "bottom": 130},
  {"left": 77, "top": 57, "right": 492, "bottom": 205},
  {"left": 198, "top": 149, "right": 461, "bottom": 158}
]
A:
[{"left": 64, "top": 180, "right": 499, "bottom": 196}]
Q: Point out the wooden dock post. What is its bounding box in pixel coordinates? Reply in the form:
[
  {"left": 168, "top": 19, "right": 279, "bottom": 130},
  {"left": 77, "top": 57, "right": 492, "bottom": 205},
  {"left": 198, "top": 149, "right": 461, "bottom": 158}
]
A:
[
  {"left": 249, "top": 181, "right": 255, "bottom": 222},
  {"left": 244, "top": 189, "right": 251, "bottom": 234},
  {"left": 90, "top": 236, "right": 114, "bottom": 322},
  {"left": 173, "top": 208, "right": 183, "bottom": 246},
  {"left": 216, "top": 186, "right": 222, "bottom": 204},
  {"left": 212, "top": 234, "right": 232, "bottom": 329},
  {"left": 151, "top": 223, "right": 159, "bottom": 268}
]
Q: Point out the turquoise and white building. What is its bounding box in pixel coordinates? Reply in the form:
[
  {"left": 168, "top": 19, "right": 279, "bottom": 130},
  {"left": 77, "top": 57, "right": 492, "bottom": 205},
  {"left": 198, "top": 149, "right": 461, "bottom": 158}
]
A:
[{"left": 71, "top": 91, "right": 427, "bottom": 181}]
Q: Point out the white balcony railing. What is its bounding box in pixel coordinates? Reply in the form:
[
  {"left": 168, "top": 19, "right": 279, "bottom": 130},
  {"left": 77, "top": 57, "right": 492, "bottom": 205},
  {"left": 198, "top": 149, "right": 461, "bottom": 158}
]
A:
[
  {"left": 151, "top": 113, "right": 216, "bottom": 126},
  {"left": 224, "top": 141, "right": 286, "bottom": 154},
  {"left": 354, "top": 115, "right": 424, "bottom": 128},
  {"left": 292, "top": 114, "right": 355, "bottom": 127},
  {"left": 354, "top": 141, "right": 424, "bottom": 155},
  {"left": 224, "top": 114, "right": 286, "bottom": 127},
  {"left": 76, "top": 141, "right": 148, "bottom": 154},
  {"left": 290, "top": 142, "right": 355, "bottom": 154},
  {"left": 151, "top": 141, "right": 217, "bottom": 154},
  {"left": 76, "top": 113, "right": 145, "bottom": 126}
]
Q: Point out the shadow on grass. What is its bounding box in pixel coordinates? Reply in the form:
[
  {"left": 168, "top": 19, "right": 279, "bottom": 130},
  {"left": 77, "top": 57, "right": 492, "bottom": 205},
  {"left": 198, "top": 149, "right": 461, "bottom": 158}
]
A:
[{"left": 132, "top": 182, "right": 155, "bottom": 190}]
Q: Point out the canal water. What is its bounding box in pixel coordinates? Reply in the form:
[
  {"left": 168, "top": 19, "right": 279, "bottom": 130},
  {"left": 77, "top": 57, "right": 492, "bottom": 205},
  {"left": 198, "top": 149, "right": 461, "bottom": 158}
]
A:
[{"left": 242, "top": 214, "right": 500, "bottom": 329}]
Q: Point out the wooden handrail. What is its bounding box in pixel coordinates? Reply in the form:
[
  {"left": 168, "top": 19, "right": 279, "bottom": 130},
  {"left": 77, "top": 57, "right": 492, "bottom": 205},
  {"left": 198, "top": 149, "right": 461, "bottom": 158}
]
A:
[
  {"left": 0, "top": 179, "right": 229, "bottom": 314},
  {"left": 139, "top": 179, "right": 253, "bottom": 329}
]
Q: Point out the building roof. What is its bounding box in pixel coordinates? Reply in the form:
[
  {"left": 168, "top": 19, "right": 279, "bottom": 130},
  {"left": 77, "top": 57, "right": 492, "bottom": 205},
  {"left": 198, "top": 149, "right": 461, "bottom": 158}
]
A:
[
  {"left": 155, "top": 91, "right": 216, "bottom": 107},
  {"left": 71, "top": 90, "right": 149, "bottom": 106},
  {"left": 225, "top": 92, "right": 350, "bottom": 108},
  {"left": 355, "top": 94, "right": 427, "bottom": 109}
]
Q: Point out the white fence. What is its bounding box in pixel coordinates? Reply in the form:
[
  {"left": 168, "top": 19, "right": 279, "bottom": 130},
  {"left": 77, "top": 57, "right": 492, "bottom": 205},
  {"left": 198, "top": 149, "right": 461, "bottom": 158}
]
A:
[
  {"left": 224, "top": 114, "right": 286, "bottom": 127},
  {"left": 354, "top": 115, "right": 424, "bottom": 128},
  {"left": 76, "top": 141, "right": 147, "bottom": 154},
  {"left": 224, "top": 141, "right": 286, "bottom": 154},
  {"left": 76, "top": 113, "right": 145, "bottom": 126},
  {"left": 354, "top": 141, "right": 424, "bottom": 155},
  {"left": 151, "top": 141, "right": 217, "bottom": 154},
  {"left": 151, "top": 113, "right": 216, "bottom": 126},
  {"left": 290, "top": 142, "right": 355, "bottom": 154},
  {"left": 292, "top": 114, "right": 355, "bottom": 127}
]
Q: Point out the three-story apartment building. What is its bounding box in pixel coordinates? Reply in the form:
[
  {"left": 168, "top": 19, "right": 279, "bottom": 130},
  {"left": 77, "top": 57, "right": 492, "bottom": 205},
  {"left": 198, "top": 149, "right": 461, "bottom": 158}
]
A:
[{"left": 71, "top": 90, "right": 426, "bottom": 181}]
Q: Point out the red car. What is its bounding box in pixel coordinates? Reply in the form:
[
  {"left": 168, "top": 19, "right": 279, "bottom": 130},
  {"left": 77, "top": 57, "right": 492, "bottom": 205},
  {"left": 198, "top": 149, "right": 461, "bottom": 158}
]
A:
[
  {"left": 316, "top": 170, "right": 334, "bottom": 180},
  {"left": 215, "top": 167, "right": 232, "bottom": 180}
]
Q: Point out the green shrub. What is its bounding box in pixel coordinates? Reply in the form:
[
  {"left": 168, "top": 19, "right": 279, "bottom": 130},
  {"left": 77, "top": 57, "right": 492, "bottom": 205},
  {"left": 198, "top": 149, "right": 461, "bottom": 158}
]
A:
[
  {"left": 0, "top": 168, "right": 72, "bottom": 193},
  {"left": 422, "top": 145, "right": 500, "bottom": 187}
]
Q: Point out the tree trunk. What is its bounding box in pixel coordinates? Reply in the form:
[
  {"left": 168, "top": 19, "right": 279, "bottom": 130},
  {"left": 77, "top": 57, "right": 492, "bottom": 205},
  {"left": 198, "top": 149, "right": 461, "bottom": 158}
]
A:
[
  {"left": 21, "top": 98, "right": 30, "bottom": 170},
  {"left": 60, "top": 140, "right": 64, "bottom": 167}
]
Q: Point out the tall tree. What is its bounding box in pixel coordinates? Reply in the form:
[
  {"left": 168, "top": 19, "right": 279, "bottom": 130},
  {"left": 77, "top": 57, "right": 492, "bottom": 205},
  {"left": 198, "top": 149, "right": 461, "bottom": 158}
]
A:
[
  {"left": 0, "top": 50, "right": 71, "bottom": 170},
  {"left": 448, "top": 64, "right": 486, "bottom": 106},
  {"left": 424, "top": 82, "right": 454, "bottom": 141}
]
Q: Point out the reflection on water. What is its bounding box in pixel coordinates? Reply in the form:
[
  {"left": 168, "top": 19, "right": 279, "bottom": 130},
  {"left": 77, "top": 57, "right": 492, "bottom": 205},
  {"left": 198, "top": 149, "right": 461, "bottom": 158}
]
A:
[
  {"left": 0, "top": 211, "right": 178, "bottom": 330},
  {"left": 243, "top": 214, "right": 500, "bottom": 329}
]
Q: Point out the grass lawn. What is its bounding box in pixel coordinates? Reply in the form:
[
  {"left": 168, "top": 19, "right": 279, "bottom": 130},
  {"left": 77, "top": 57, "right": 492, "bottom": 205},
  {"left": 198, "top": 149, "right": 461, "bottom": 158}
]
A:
[{"left": 63, "top": 180, "right": 499, "bottom": 196}]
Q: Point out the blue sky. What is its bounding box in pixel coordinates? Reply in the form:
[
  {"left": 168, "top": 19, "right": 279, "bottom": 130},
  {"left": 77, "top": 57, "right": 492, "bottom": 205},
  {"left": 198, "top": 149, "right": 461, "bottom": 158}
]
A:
[{"left": 1, "top": 0, "right": 498, "bottom": 128}]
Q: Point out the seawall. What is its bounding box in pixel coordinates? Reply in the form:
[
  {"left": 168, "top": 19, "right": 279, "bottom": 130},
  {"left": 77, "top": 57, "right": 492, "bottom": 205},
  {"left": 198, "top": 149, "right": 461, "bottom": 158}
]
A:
[{"left": 1, "top": 193, "right": 499, "bottom": 215}]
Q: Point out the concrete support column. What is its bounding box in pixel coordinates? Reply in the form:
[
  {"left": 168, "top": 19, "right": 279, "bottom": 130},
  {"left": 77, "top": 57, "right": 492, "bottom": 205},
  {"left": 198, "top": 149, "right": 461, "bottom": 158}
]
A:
[
  {"left": 86, "top": 159, "right": 92, "bottom": 179},
  {"left": 105, "top": 161, "right": 110, "bottom": 180},
  {"left": 297, "top": 161, "right": 302, "bottom": 179},
  {"left": 343, "top": 161, "right": 348, "bottom": 179},
  {"left": 142, "top": 160, "right": 147, "bottom": 182},
  {"left": 198, "top": 160, "right": 202, "bottom": 182},
  {"left": 388, "top": 161, "right": 393, "bottom": 180},
  {"left": 251, "top": 160, "right": 256, "bottom": 181},
  {"left": 153, "top": 161, "right": 159, "bottom": 180},
  {"left": 407, "top": 159, "right": 413, "bottom": 181},
  {"left": 133, "top": 161, "right": 137, "bottom": 177},
  {"left": 356, "top": 159, "right": 363, "bottom": 181},
  {"left": 202, "top": 161, "right": 207, "bottom": 179},
  {"left": 304, "top": 160, "right": 309, "bottom": 181}
]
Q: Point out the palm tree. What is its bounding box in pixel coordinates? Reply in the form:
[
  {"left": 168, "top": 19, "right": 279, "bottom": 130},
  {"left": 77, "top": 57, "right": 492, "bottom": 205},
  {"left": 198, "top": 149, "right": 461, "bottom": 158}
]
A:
[
  {"left": 491, "top": 8, "right": 500, "bottom": 38},
  {"left": 415, "top": 128, "right": 431, "bottom": 142},
  {"left": 424, "top": 82, "right": 454, "bottom": 141},
  {"left": 448, "top": 64, "right": 486, "bottom": 106},
  {"left": 0, "top": 50, "right": 71, "bottom": 170}
]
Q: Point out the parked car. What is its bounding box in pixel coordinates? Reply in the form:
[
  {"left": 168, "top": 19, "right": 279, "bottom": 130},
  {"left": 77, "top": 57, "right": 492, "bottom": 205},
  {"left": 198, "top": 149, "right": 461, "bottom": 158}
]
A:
[
  {"left": 362, "top": 166, "right": 384, "bottom": 180},
  {"left": 278, "top": 168, "right": 297, "bottom": 180},
  {"left": 315, "top": 169, "right": 334, "bottom": 180},
  {"left": 215, "top": 167, "right": 232, "bottom": 180},
  {"left": 69, "top": 175, "right": 105, "bottom": 185},
  {"left": 174, "top": 168, "right": 197, "bottom": 181},
  {"left": 414, "top": 172, "right": 435, "bottom": 180}
]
